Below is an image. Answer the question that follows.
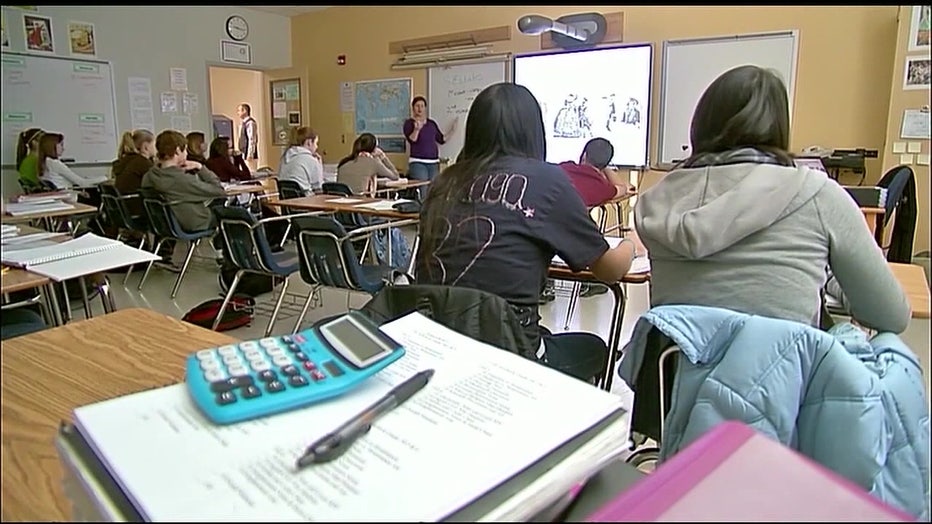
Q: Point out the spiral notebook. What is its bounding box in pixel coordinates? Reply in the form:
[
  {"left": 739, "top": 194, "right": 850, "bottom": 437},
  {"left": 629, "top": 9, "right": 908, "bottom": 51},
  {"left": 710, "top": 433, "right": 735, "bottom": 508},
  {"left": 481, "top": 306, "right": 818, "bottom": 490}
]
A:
[{"left": 0, "top": 233, "right": 159, "bottom": 281}]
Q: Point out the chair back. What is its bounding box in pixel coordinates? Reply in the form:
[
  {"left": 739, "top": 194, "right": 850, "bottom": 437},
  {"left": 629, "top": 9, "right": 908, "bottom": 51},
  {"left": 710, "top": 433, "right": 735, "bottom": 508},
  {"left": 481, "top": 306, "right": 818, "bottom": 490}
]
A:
[
  {"left": 877, "top": 165, "right": 914, "bottom": 227},
  {"left": 99, "top": 183, "right": 146, "bottom": 232},
  {"left": 139, "top": 187, "right": 182, "bottom": 239},
  {"left": 212, "top": 205, "right": 276, "bottom": 273},
  {"left": 293, "top": 216, "right": 367, "bottom": 291},
  {"left": 321, "top": 182, "right": 353, "bottom": 196},
  {"left": 276, "top": 179, "right": 305, "bottom": 200}
]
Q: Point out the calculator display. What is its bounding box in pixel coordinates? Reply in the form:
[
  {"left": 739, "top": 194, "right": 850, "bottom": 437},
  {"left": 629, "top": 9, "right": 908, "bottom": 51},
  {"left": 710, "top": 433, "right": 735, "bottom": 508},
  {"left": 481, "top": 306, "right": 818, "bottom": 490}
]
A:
[{"left": 320, "top": 316, "right": 393, "bottom": 368}]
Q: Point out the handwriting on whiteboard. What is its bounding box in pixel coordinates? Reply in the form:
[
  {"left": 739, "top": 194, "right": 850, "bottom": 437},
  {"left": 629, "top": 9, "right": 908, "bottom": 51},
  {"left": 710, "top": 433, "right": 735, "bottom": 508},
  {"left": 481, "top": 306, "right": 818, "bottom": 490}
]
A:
[
  {"left": 448, "top": 72, "right": 482, "bottom": 85},
  {"left": 444, "top": 87, "right": 483, "bottom": 116}
]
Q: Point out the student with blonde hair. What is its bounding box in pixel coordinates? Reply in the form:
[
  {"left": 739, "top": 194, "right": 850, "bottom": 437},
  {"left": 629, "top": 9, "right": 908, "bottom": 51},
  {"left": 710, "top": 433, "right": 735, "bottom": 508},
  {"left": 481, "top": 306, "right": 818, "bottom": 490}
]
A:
[
  {"left": 278, "top": 126, "right": 323, "bottom": 195},
  {"left": 16, "top": 127, "right": 44, "bottom": 190},
  {"left": 112, "top": 130, "right": 156, "bottom": 215},
  {"left": 38, "top": 132, "right": 108, "bottom": 190}
]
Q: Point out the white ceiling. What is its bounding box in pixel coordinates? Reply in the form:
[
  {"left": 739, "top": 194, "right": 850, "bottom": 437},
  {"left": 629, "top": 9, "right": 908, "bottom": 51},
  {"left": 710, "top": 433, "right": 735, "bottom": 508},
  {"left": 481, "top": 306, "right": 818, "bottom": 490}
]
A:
[{"left": 244, "top": 6, "right": 330, "bottom": 17}]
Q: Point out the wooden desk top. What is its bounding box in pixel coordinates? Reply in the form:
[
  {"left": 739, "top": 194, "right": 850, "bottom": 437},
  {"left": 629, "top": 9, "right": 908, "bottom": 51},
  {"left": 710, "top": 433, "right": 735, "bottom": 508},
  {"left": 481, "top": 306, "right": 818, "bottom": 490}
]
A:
[
  {"left": 890, "top": 263, "right": 931, "bottom": 319},
  {"left": 1, "top": 202, "right": 98, "bottom": 224},
  {"left": 276, "top": 194, "right": 418, "bottom": 220},
  {"left": 861, "top": 207, "right": 885, "bottom": 215},
  {"left": 374, "top": 179, "right": 431, "bottom": 194},
  {"left": 224, "top": 182, "right": 267, "bottom": 196},
  {"left": 0, "top": 225, "right": 61, "bottom": 294},
  {"left": 0, "top": 308, "right": 238, "bottom": 522}
]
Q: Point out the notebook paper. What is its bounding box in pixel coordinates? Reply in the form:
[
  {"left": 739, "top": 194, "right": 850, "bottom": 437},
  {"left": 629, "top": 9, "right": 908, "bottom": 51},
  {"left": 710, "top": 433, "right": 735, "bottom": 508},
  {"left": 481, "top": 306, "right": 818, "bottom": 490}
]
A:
[
  {"left": 73, "top": 312, "right": 625, "bottom": 522},
  {"left": 552, "top": 237, "right": 650, "bottom": 274},
  {"left": 0, "top": 233, "right": 159, "bottom": 281}
]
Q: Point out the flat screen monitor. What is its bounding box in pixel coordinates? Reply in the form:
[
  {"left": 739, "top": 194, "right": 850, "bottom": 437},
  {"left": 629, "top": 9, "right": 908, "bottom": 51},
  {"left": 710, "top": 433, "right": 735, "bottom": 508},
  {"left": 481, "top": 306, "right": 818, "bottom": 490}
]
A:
[{"left": 513, "top": 43, "right": 653, "bottom": 168}]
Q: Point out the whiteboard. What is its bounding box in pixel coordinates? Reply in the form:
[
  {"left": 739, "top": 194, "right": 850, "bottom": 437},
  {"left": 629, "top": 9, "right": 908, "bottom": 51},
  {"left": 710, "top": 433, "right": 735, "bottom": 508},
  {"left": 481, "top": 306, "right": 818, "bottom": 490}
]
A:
[
  {"left": 1, "top": 52, "right": 119, "bottom": 165},
  {"left": 657, "top": 31, "right": 799, "bottom": 166},
  {"left": 428, "top": 59, "right": 509, "bottom": 162}
]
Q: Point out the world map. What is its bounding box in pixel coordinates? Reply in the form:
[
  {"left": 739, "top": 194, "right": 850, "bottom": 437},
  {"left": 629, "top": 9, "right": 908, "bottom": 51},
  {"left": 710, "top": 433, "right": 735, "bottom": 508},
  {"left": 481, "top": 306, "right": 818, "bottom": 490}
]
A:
[{"left": 354, "top": 78, "right": 411, "bottom": 136}]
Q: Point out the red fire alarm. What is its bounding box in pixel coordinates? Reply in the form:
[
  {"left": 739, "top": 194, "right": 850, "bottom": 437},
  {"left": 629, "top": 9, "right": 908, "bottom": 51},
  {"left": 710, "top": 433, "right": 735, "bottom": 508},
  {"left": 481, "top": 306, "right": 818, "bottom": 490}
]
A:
[{"left": 337, "top": 55, "right": 346, "bottom": 66}]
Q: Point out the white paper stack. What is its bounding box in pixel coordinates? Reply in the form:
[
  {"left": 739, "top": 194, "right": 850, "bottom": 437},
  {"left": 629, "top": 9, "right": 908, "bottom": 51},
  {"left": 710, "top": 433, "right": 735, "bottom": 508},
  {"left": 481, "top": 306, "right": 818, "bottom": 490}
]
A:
[{"left": 0, "top": 232, "right": 159, "bottom": 281}]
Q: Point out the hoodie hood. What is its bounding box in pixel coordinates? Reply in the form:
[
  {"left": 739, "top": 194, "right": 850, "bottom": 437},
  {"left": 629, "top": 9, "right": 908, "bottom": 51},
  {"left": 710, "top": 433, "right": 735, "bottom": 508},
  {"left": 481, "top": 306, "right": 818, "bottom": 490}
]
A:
[
  {"left": 635, "top": 164, "right": 829, "bottom": 259},
  {"left": 283, "top": 146, "right": 313, "bottom": 164}
]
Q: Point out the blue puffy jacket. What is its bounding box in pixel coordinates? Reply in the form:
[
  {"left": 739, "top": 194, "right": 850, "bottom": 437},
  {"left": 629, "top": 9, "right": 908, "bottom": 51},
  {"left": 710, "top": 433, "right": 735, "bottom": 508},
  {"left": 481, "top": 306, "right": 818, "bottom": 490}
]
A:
[{"left": 619, "top": 305, "right": 930, "bottom": 520}]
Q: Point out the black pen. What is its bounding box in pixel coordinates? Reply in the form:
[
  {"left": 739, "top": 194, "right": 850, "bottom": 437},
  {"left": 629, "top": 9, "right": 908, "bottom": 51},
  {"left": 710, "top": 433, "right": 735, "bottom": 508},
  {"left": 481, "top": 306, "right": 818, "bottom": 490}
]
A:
[{"left": 295, "top": 369, "right": 435, "bottom": 469}]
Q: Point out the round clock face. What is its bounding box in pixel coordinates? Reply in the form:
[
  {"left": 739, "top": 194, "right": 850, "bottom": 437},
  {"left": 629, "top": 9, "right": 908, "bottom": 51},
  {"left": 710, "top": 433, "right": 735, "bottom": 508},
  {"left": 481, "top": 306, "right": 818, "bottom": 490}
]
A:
[{"left": 226, "top": 15, "right": 248, "bottom": 41}]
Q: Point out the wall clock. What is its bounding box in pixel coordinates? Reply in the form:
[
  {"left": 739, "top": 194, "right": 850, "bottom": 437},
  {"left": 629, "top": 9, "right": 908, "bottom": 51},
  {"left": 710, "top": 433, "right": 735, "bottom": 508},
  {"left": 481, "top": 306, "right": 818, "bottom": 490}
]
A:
[{"left": 226, "top": 15, "right": 249, "bottom": 41}]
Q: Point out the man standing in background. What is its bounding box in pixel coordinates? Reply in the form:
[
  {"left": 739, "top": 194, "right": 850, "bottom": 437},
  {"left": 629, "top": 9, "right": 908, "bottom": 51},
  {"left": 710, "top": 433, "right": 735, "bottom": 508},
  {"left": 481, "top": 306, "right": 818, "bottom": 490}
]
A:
[{"left": 236, "top": 103, "right": 259, "bottom": 171}]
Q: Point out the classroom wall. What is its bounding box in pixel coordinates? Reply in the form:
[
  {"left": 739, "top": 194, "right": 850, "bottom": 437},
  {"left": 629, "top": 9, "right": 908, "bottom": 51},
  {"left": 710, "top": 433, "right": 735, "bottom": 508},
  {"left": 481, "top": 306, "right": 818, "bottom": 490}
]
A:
[
  {"left": 208, "top": 66, "right": 267, "bottom": 168},
  {"left": 0, "top": 5, "right": 290, "bottom": 195},
  {"left": 880, "top": 6, "right": 930, "bottom": 254},
  {"left": 289, "top": 6, "right": 899, "bottom": 174}
]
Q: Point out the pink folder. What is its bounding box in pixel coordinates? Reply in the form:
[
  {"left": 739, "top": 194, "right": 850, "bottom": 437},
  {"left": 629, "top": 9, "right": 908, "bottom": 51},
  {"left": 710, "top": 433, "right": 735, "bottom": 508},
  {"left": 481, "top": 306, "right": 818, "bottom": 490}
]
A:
[{"left": 586, "top": 421, "right": 916, "bottom": 522}]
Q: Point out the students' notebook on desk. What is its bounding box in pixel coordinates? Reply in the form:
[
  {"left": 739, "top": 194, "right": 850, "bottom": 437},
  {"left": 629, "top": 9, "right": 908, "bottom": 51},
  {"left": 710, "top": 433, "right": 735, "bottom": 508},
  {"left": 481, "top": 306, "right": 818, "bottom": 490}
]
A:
[
  {"left": 4, "top": 200, "right": 76, "bottom": 216},
  {"left": 67, "top": 312, "right": 629, "bottom": 522},
  {"left": 552, "top": 237, "right": 651, "bottom": 275},
  {"left": 843, "top": 186, "right": 888, "bottom": 208},
  {"left": 0, "top": 232, "right": 159, "bottom": 281}
]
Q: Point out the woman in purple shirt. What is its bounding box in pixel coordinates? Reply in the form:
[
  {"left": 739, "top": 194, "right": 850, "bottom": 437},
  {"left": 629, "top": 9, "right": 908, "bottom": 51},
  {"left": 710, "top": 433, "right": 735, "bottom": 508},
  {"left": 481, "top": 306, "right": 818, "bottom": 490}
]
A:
[{"left": 403, "top": 96, "right": 456, "bottom": 197}]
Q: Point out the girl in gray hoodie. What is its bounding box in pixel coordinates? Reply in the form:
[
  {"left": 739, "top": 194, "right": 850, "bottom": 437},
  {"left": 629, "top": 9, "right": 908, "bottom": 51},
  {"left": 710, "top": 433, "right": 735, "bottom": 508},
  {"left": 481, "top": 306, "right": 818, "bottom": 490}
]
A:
[{"left": 278, "top": 127, "right": 323, "bottom": 195}]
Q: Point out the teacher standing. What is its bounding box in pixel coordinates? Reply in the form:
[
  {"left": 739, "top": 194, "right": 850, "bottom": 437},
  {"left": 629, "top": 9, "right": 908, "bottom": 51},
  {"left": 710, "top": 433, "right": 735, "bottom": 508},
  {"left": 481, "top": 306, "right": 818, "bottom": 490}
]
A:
[{"left": 403, "top": 96, "right": 457, "bottom": 197}]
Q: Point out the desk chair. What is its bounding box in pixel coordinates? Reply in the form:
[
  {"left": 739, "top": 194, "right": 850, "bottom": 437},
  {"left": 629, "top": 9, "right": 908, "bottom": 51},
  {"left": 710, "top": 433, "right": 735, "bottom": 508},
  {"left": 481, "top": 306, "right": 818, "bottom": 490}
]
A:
[
  {"left": 321, "top": 181, "right": 375, "bottom": 262},
  {"left": 99, "top": 184, "right": 148, "bottom": 284},
  {"left": 877, "top": 165, "right": 916, "bottom": 264},
  {"left": 137, "top": 188, "right": 216, "bottom": 299},
  {"left": 626, "top": 343, "right": 680, "bottom": 472},
  {"left": 275, "top": 178, "right": 306, "bottom": 248},
  {"left": 211, "top": 206, "right": 304, "bottom": 336},
  {"left": 290, "top": 216, "right": 401, "bottom": 333}
]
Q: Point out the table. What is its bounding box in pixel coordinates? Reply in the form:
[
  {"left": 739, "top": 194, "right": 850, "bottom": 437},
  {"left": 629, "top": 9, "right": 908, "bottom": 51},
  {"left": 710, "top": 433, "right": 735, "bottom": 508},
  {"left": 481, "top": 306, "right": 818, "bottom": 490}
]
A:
[
  {"left": 224, "top": 182, "right": 268, "bottom": 197},
  {"left": 277, "top": 194, "right": 420, "bottom": 220},
  {"left": 0, "top": 308, "right": 238, "bottom": 522},
  {"left": 1, "top": 225, "right": 67, "bottom": 325},
  {"left": 890, "top": 262, "right": 931, "bottom": 319},
  {"left": 374, "top": 178, "right": 430, "bottom": 196},
  {"left": 592, "top": 193, "right": 636, "bottom": 235},
  {"left": 1, "top": 202, "right": 98, "bottom": 229},
  {"left": 548, "top": 264, "right": 651, "bottom": 392}
]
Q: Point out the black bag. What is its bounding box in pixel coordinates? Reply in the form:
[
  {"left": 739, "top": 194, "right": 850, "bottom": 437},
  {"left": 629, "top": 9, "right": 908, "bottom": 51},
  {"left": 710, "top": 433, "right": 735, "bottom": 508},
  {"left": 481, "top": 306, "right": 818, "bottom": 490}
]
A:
[
  {"left": 360, "top": 284, "right": 538, "bottom": 360},
  {"left": 218, "top": 263, "right": 278, "bottom": 298}
]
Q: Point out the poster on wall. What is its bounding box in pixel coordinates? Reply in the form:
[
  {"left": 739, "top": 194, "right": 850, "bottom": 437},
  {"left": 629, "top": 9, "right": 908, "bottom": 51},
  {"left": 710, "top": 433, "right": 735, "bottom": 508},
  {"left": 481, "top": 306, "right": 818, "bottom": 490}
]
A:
[
  {"left": 354, "top": 78, "right": 412, "bottom": 137},
  {"left": 1, "top": 11, "right": 10, "bottom": 50},
  {"left": 23, "top": 14, "right": 53, "bottom": 53},
  {"left": 904, "top": 56, "right": 930, "bottom": 90},
  {"left": 270, "top": 78, "right": 302, "bottom": 145},
  {"left": 68, "top": 21, "right": 96, "bottom": 56},
  {"left": 909, "top": 5, "right": 930, "bottom": 53}
]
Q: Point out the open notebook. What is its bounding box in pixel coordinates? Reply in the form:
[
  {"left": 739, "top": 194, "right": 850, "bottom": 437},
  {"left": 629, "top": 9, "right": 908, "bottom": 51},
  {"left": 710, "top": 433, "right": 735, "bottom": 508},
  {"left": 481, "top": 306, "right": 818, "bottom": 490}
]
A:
[
  {"left": 552, "top": 237, "right": 651, "bottom": 275},
  {"left": 0, "top": 232, "right": 159, "bottom": 281},
  {"left": 70, "top": 312, "right": 629, "bottom": 522}
]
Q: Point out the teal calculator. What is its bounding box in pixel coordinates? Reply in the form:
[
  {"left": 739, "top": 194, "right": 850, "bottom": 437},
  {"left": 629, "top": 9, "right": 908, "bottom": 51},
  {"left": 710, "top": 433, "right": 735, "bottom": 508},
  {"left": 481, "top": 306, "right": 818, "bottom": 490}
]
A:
[{"left": 184, "top": 311, "right": 405, "bottom": 425}]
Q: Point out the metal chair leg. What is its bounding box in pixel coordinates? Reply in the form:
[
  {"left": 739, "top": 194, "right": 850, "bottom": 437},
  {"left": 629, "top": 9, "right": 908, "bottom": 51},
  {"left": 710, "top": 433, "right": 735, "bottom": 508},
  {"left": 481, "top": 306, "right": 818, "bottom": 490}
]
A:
[
  {"left": 79, "top": 276, "right": 92, "bottom": 320},
  {"left": 138, "top": 238, "right": 167, "bottom": 291},
  {"left": 265, "top": 277, "right": 291, "bottom": 337},
  {"left": 564, "top": 281, "right": 582, "bottom": 330},
  {"left": 123, "top": 236, "right": 146, "bottom": 285},
  {"left": 212, "top": 269, "right": 245, "bottom": 331},
  {"left": 170, "top": 239, "right": 200, "bottom": 299},
  {"left": 292, "top": 285, "right": 321, "bottom": 334},
  {"left": 279, "top": 222, "right": 292, "bottom": 249}
]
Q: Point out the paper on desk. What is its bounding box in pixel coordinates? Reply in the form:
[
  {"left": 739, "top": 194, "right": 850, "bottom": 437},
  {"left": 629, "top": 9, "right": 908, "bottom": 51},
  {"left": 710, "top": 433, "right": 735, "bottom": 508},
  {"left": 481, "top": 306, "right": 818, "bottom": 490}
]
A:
[
  {"left": 72, "top": 312, "right": 624, "bottom": 522},
  {"left": 353, "top": 199, "right": 409, "bottom": 211},
  {"left": 327, "top": 197, "right": 364, "bottom": 204},
  {"left": 1, "top": 231, "right": 69, "bottom": 246},
  {"left": 4, "top": 201, "right": 76, "bottom": 216}
]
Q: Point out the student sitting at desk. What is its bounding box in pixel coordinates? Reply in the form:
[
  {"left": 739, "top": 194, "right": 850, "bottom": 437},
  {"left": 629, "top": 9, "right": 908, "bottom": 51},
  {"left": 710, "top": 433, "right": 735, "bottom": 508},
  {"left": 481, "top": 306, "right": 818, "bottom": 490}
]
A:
[
  {"left": 38, "top": 132, "right": 109, "bottom": 191},
  {"left": 278, "top": 126, "right": 324, "bottom": 195},
  {"left": 205, "top": 136, "right": 252, "bottom": 182},
  {"left": 416, "top": 82, "right": 636, "bottom": 383},
  {"left": 634, "top": 65, "right": 910, "bottom": 333},
  {"left": 186, "top": 131, "right": 208, "bottom": 165},
  {"left": 337, "top": 133, "right": 400, "bottom": 195},
  {"left": 560, "top": 137, "right": 635, "bottom": 208},
  {"left": 15, "top": 127, "right": 45, "bottom": 191},
  {"left": 112, "top": 129, "right": 155, "bottom": 216}
]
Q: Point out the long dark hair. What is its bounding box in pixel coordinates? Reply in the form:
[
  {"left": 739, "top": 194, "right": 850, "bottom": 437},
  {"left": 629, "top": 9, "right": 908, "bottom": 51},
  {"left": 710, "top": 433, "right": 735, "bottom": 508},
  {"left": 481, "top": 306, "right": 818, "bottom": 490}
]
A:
[
  {"left": 16, "top": 127, "right": 43, "bottom": 170},
  {"left": 418, "top": 82, "right": 546, "bottom": 274},
  {"left": 208, "top": 136, "right": 231, "bottom": 160},
  {"left": 683, "top": 65, "right": 794, "bottom": 167},
  {"left": 337, "top": 133, "right": 377, "bottom": 168}
]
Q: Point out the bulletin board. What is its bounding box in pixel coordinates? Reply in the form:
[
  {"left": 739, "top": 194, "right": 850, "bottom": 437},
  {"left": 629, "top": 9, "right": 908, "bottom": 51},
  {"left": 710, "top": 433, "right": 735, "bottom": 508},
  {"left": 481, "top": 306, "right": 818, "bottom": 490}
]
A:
[{"left": 270, "top": 78, "right": 302, "bottom": 146}]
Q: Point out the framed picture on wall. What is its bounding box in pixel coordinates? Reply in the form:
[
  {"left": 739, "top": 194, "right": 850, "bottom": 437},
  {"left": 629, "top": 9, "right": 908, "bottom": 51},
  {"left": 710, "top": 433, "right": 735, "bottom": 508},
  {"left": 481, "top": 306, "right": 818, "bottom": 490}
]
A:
[
  {"left": 1, "top": 11, "right": 10, "bottom": 50},
  {"left": 909, "top": 5, "right": 930, "bottom": 52},
  {"left": 904, "top": 55, "right": 930, "bottom": 90},
  {"left": 23, "top": 14, "right": 53, "bottom": 53}
]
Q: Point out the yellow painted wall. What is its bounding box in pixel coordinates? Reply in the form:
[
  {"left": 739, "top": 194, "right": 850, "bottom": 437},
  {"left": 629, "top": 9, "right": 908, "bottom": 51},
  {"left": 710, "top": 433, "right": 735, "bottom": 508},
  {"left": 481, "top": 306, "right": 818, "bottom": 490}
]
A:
[
  {"left": 207, "top": 66, "right": 270, "bottom": 168},
  {"left": 880, "top": 6, "right": 930, "bottom": 254},
  {"left": 290, "top": 5, "right": 899, "bottom": 176}
]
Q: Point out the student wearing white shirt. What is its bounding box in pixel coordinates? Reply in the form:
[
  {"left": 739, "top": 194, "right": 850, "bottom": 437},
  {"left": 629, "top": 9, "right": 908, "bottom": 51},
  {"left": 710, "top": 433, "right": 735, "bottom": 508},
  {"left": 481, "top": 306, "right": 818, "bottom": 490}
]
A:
[{"left": 38, "top": 132, "right": 109, "bottom": 190}]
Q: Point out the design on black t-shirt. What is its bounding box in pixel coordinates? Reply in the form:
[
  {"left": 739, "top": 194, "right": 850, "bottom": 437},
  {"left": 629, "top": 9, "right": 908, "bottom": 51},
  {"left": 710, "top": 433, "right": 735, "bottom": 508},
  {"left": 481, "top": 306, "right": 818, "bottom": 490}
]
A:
[{"left": 432, "top": 215, "right": 495, "bottom": 286}]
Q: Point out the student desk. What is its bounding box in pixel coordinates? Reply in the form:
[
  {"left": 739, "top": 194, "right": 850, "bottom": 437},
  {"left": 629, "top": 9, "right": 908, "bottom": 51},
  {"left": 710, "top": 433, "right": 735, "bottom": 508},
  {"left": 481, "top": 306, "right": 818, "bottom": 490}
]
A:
[
  {"left": 1, "top": 202, "right": 98, "bottom": 233},
  {"left": 0, "top": 308, "right": 238, "bottom": 522},
  {"left": 374, "top": 178, "right": 431, "bottom": 196},
  {"left": 592, "top": 192, "right": 636, "bottom": 236},
  {"left": 861, "top": 206, "right": 885, "bottom": 243},
  {"left": 548, "top": 264, "right": 651, "bottom": 392},
  {"left": 2, "top": 226, "right": 69, "bottom": 326},
  {"left": 890, "top": 262, "right": 931, "bottom": 319}
]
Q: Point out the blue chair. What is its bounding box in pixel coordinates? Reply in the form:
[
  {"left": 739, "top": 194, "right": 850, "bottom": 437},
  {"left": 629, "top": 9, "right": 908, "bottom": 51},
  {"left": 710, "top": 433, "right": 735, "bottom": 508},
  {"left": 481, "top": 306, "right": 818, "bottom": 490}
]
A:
[
  {"left": 137, "top": 187, "right": 216, "bottom": 299},
  {"left": 275, "top": 178, "right": 307, "bottom": 248},
  {"left": 290, "top": 216, "right": 404, "bottom": 333},
  {"left": 210, "top": 205, "right": 304, "bottom": 336}
]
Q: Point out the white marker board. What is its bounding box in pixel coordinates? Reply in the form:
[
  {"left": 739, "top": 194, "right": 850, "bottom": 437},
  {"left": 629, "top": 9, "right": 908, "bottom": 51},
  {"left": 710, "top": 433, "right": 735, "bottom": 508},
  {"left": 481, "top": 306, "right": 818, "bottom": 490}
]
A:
[
  {"left": 657, "top": 31, "right": 799, "bottom": 166},
  {"left": 428, "top": 59, "right": 509, "bottom": 162},
  {"left": 1, "top": 52, "right": 119, "bottom": 165}
]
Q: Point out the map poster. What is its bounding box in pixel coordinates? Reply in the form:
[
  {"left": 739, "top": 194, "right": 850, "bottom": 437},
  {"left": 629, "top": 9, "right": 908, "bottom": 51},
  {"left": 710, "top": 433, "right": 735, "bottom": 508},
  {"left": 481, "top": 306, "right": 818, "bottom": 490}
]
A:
[{"left": 354, "top": 77, "right": 412, "bottom": 137}]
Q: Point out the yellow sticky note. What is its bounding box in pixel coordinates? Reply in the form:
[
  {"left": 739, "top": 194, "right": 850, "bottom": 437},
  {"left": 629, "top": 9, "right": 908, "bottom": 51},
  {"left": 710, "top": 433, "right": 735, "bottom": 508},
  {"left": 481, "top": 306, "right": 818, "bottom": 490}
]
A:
[
  {"left": 899, "top": 153, "right": 914, "bottom": 165},
  {"left": 917, "top": 154, "right": 930, "bottom": 166},
  {"left": 907, "top": 142, "right": 922, "bottom": 153},
  {"left": 892, "top": 142, "right": 907, "bottom": 153}
]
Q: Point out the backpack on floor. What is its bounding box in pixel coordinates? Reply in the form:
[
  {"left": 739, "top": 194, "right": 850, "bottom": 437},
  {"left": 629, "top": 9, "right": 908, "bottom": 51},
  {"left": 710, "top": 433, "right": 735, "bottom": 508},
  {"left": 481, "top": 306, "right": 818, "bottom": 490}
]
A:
[
  {"left": 371, "top": 227, "right": 411, "bottom": 270},
  {"left": 182, "top": 295, "right": 255, "bottom": 332}
]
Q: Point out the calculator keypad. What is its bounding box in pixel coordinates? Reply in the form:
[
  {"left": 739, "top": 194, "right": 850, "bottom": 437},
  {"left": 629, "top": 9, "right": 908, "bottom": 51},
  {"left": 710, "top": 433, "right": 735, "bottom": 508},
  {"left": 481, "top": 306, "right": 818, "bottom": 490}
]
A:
[{"left": 197, "top": 336, "right": 331, "bottom": 407}]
